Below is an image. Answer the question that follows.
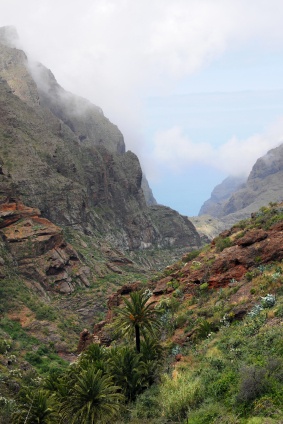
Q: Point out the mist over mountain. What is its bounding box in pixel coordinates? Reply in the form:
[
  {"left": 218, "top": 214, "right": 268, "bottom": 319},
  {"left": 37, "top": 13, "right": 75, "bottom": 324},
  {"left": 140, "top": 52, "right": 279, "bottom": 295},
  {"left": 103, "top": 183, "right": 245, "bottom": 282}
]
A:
[
  {"left": 0, "top": 26, "right": 200, "bottom": 263},
  {"left": 199, "top": 143, "right": 283, "bottom": 228}
]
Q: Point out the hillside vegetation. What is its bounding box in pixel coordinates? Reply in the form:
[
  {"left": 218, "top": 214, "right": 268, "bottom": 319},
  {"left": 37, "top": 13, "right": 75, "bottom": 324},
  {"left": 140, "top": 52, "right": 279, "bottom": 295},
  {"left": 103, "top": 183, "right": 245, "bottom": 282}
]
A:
[{"left": 1, "top": 203, "right": 283, "bottom": 423}]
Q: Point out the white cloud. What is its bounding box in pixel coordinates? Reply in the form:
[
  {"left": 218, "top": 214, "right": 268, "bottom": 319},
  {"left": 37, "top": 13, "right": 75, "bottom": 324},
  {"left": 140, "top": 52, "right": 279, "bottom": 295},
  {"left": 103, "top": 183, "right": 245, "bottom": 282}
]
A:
[
  {"left": 152, "top": 118, "right": 283, "bottom": 176},
  {"left": 2, "top": 0, "right": 283, "bottom": 154},
  {"left": 1, "top": 0, "right": 283, "bottom": 189}
]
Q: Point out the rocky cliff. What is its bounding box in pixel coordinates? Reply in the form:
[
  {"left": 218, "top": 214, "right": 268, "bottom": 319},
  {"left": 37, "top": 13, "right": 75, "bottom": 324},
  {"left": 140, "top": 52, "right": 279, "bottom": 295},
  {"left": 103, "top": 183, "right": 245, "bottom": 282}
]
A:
[
  {"left": 199, "top": 176, "right": 246, "bottom": 217},
  {"left": 199, "top": 144, "right": 283, "bottom": 229},
  {"left": 0, "top": 199, "right": 90, "bottom": 294},
  {"left": 0, "top": 26, "right": 201, "bottom": 275}
]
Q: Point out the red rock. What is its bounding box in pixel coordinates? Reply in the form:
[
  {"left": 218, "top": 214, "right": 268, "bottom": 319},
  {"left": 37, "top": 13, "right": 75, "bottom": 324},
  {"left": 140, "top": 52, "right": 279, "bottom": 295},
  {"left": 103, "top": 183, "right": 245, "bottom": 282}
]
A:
[
  {"left": 236, "top": 229, "right": 268, "bottom": 247},
  {"left": 0, "top": 199, "right": 91, "bottom": 293},
  {"left": 153, "top": 276, "right": 172, "bottom": 295}
]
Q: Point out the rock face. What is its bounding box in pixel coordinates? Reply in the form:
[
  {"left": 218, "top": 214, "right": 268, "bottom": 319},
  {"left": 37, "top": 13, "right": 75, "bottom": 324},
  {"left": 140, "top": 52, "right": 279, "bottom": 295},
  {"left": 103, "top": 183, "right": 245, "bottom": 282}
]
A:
[
  {"left": 150, "top": 204, "right": 283, "bottom": 295},
  {"left": 0, "top": 199, "right": 90, "bottom": 293},
  {"left": 189, "top": 215, "right": 227, "bottom": 242},
  {"left": 199, "top": 144, "right": 283, "bottom": 228},
  {"left": 199, "top": 176, "right": 246, "bottom": 217},
  {"left": 0, "top": 26, "right": 201, "bottom": 256},
  {"left": 141, "top": 174, "right": 157, "bottom": 206}
]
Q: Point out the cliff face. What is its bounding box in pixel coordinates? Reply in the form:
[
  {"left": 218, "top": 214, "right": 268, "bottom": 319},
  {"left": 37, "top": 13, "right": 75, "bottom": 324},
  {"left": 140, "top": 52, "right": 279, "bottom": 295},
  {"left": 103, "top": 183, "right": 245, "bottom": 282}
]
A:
[
  {"left": 199, "top": 176, "right": 246, "bottom": 217},
  {"left": 199, "top": 144, "right": 283, "bottom": 228},
  {"left": 0, "top": 27, "right": 201, "bottom": 260},
  {"left": 0, "top": 200, "right": 90, "bottom": 294}
]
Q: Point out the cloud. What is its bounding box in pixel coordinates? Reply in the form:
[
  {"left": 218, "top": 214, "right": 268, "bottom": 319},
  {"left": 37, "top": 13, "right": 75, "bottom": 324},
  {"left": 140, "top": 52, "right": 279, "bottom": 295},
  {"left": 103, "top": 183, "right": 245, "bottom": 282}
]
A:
[
  {"left": 2, "top": 0, "right": 283, "bottom": 155},
  {"left": 152, "top": 118, "right": 283, "bottom": 176}
]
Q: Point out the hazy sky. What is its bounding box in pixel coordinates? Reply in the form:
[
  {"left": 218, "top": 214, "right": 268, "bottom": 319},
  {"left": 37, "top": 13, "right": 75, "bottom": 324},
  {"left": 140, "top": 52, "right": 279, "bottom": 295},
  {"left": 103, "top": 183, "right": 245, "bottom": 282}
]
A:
[{"left": 2, "top": 0, "right": 283, "bottom": 215}]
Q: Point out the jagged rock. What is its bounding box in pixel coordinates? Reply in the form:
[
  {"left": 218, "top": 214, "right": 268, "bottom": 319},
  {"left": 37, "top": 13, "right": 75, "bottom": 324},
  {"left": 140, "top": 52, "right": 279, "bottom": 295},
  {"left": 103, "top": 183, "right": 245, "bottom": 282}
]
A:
[
  {"left": 141, "top": 174, "right": 157, "bottom": 206},
  {"left": 77, "top": 328, "right": 93, "bottom": 353},
  {"left": 153, "top": 212, "right": 283, "bottom": 290},
  {"left": 199, "top": 176, "right": 246, "bottom": 217},
  {"left": 199, "top": 144, "right": 283, "bottom": 228},
  {"left": 0, "top": 31, "right": 201, "bottom": 256},
  {"left": 152, "top": 276, "right": 172, "bottom": 295},
  {"left": 106, "top": 262, "right": 123, "bottom": 274},
  {"left": 0, "top": 200, "right": 91, "bottom": 293},
  {"left": 236, "top": 229, "right": 268, "bottom": 247}
]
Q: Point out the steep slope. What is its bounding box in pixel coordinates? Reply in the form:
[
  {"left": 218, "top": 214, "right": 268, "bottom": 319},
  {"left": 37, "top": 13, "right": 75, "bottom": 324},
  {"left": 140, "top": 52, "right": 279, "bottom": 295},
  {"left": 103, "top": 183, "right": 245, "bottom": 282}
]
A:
[
  {"left": 81, "top": 203, "right": 283, "bottom": 423},
  {"left": 199, "top": 144, "right": 283, "bottom": 230},
  {"left": 0, "top": 27, "right": 201, "bottom": 256},
  {"left": 199, "top": 175, "right": 246, "bottom": 217},
  {"left": 189, "top": 214, "right": 227, "bottom": 242}
]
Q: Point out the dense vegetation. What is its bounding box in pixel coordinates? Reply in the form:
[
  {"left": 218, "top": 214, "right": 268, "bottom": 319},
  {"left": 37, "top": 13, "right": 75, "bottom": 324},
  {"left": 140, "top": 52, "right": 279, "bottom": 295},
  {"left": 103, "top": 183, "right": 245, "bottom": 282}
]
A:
[{"left": 1, "top": 204, "right": 283, "bottom": 423}]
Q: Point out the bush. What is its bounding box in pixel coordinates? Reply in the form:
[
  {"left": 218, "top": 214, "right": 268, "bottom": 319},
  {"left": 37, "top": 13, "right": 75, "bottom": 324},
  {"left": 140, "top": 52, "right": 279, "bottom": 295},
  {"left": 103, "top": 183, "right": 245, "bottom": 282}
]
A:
[
  {"left": 159, "top": 372, "right": 202, "bottom": 421},
  {"left": 215, "top": 237, "right": 232, "bottom": 252},
  {"left": 186, "top": 403, "right": 240, "bottom": 424},
  {"left": 130, "top": 385, "right": 160, "bottom": 420},
  {"left": 200, "top": 282, "right": 209, "bottom": 291},
  {"left": 237, "top": 365, "right": 268, "bottom": 405},
  {"left": 0, "top": 338, "right": 11, "bottom": 354},
  {"left": 35, "top": 305, "right": 57, "bottom": 321},
  {"left": 183, "top": 249, "right": 202, "bottom": 263}
]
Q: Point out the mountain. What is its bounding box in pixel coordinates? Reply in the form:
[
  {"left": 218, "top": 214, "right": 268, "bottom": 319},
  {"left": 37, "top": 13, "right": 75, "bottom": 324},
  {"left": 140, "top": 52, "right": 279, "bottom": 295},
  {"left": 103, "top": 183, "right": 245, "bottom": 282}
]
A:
[
  {"left": 199, "top": 144, "right": 283, "bottom": 229},
  {"left": 0, "top": 26, "right": 282, "bottom": 420},
  {"left": 199, "top": 175, "right": 246, "bottom": 217},
  {"left": 0, "top": 26, "right": 201, "bottom": 262},
  {"left": 0, "top": 25, "right": 201, "bottom": 371}
]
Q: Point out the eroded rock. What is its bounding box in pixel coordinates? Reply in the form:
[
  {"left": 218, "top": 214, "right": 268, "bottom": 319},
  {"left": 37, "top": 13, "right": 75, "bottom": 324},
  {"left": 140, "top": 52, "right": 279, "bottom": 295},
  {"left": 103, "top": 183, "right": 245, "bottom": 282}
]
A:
[{"left": 0, "top": 200, "right": 91, "bottom": 293}]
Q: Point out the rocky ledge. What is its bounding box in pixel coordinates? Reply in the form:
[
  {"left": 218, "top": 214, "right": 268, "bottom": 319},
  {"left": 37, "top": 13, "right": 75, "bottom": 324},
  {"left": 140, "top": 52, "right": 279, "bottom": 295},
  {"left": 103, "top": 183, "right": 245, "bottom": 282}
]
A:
[{"left": 0, "top": 199, "right": 91, "bottom": 293}]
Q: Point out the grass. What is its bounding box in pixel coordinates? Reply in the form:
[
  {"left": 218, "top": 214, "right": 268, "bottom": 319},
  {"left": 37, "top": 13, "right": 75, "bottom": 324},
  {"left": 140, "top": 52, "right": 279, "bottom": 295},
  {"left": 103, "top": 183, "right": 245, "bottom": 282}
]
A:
[{"left": 1, "top": 203, "right": 283, "bottom": 423}]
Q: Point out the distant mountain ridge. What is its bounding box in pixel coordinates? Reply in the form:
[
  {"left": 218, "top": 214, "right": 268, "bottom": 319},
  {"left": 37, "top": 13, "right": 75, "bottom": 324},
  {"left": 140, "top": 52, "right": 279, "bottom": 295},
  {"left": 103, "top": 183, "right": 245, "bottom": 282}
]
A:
[
  {"left": 199, "top": 175, "right": 246, "bottom": 217},
  {"left": 199, "top": 143, "right": 283, "bottom": 228}
]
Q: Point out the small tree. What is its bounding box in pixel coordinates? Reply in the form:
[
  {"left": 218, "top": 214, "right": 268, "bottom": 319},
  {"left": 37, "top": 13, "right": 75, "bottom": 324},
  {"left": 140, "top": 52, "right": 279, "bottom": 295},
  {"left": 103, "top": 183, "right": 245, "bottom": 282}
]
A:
[
  {"left": 114, "top": 290, "right": 161, "bottom": 353},
  {"left": 58, "top": 367, "right": 124, "bottom": 423},
  {"left": 12, "top": 389, "right": 56, "bottom": 424}
]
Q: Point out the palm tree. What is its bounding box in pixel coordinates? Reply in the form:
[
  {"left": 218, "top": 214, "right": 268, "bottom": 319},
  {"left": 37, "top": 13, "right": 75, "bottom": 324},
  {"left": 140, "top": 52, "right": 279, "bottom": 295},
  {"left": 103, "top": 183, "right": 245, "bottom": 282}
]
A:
[
  {"left": 107, "top": 346, "right": 145, "bottom": 402},
  {"left": 58, "top": 366, "right": 124, "bottom": 424},
  {"left": 79, "top": 343, "right": 108, "bottom": 374},
  {"left": 12, "top": 389, "right": 56, "bottom": 423},
  {"left": 114, "top": 290, "right": 161, "bottom": 353}
]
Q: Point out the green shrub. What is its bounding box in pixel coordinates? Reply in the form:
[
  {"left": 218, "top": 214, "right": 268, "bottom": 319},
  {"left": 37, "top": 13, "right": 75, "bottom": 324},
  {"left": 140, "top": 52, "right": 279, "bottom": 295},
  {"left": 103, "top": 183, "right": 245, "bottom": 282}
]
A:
[
  {"left": 130, "top": 385, "right": 160, "bottom": 420},
  {"left": 25, "top": 351, "right": 43, "bottom": 365},
  {"left": 246, "top": 271, "right": 257, "bottom": 282},
  {"left": 200, "top": 282, "right": 209, "bottom": 291},
  {"left": 186, "top": 403, "right": 240, "bottom": 424},
  {"left": 236, "top": 365, "right": 269, "bottom": 406},
  {"left": 215, "top": 237, "right": 232, "bottom": 252},
  {"left": 275, "top": 305, "right": 283, "bottom": 317},
  {"left": 0, "top": 338, "right": 11, "bottom": 354},
  {"left": 174, "top": 314, "right": 187, "bottom": 329},
  {"left": 195, "top": 320, "right": 216, "bottom": 340},
  {"left": 183, "top": 249, "right": 202, "bottom": 263},
  {"left": 35, "top": 305, "right": 57, "bottom": 321},
  {"left": 160, "top": 373, "right": 202, "bottom": 422},
  {"left": 260, "top": 294, "right": 276, "bottom": 308}
]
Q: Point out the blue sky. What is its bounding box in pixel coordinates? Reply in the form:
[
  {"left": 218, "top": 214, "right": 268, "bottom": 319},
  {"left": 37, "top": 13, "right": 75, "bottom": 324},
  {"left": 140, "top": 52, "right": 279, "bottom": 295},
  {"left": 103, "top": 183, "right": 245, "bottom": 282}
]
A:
[
  {"left": 2, "top": 0, "right": 283, "bottom": 215},
  {"left": 144, "top": 88, "right": 283, "bottom": 214}
]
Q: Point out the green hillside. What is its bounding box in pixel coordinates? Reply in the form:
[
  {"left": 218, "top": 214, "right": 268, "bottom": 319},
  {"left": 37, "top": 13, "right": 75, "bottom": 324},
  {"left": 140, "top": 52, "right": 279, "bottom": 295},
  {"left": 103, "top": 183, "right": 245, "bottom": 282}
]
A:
[{"left": 1, "top": 203, "right": 283, "bottom": 423}]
